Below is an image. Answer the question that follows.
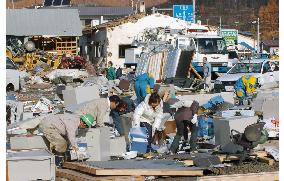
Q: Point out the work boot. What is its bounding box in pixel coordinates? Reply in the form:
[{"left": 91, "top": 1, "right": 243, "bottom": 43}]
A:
[{"left": 54, "top": 151, "right": 66, "bottom": 168}]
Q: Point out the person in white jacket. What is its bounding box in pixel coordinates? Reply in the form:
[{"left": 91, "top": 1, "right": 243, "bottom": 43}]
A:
[{"left": 133, "top": 93, "right": 163, "bottom": 152}]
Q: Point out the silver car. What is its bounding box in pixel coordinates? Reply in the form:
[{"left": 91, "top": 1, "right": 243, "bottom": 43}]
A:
[{"left": 214, "top": 59, "right": 279, "bottom": 92}]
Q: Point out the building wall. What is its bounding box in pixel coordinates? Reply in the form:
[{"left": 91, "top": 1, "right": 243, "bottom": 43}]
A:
[{"left": 91, "top": 14, "right": 203, "bottom": 68}]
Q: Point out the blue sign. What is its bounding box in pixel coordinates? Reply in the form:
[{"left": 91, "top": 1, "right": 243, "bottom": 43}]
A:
[{"left": 173, "top": 5, "right": 194, "bottom": 23}]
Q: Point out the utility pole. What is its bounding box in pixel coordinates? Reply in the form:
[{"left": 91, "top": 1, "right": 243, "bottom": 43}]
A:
[
  {"left": 257, "top": 17, "right": 260, "bottom": 53},
  {"left": 193, "top": 0, "right": 196, "bottom": 23},
  {"left": 12, "top": 0, "right": 15, "bottom": 9}
]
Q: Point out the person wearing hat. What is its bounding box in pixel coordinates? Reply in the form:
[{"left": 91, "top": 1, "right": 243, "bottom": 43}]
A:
[{"left": 39, "top": 113, "right": 95, "bottom": 165}]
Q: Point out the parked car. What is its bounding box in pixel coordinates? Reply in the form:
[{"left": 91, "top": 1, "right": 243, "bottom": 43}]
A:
[
  {"left": 6, "top": 57, "right": 20, "bottom": 92},
  {"left": 214, "top": 59, "right": 279, "bottom": 92}
]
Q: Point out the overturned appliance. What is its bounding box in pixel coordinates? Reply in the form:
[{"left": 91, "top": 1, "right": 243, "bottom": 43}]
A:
[{"left": 223, "top": 122, "right": 268, "bottom": 156}]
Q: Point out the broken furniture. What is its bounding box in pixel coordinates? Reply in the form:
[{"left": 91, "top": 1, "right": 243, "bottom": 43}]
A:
[{"left": 7, "top": 149, "right": 55, "bottom": 181}]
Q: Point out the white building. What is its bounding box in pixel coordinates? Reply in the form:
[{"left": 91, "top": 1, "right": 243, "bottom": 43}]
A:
[{"left": 89, "top": 13, "right": 206, "bottom": 68}]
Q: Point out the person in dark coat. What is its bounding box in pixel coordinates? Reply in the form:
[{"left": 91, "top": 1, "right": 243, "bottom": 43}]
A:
[
  {"left": 110, "top": 96, "right": 135, "bottom": 136},
  {"left": 116, "top": 67, "right": 123, "bottom": 79},
  {"left": 169, "top": 100, "right": 199, "bottom": 153}
]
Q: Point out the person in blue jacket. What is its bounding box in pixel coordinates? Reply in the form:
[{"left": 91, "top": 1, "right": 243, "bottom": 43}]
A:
[{"left": 134, "top": 73, "right": 155, "bottom": 104}]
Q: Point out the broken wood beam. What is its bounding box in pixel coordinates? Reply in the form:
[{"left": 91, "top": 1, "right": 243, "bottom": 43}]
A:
[
  {"left": 95, "top": 169, "right": 203, "bottom": 176},
  {"left": 190, "top": 64, "right": 203, "bottom": 80},
  {"left": 183, "top": 160, "right": 194, "bottom": 166},
  {"left": 63, "top": 162, "right": 99, "bottom": 175},
  {"left": 198, "top": 171, "right": 279, "bottom": 181},
  {"left": 258, "top": 157, "right": 275, "bottom": 166},
  {"left": 56, "top": 169, "right": 145, "bottom": 181},
  {"left": 218, "top": 155, "right": 240, "bottom": 162}
]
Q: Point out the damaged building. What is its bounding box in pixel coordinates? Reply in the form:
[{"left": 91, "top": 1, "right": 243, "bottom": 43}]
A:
[
  {"left": 87, "top": 13, "right": 201, "bottom": 68},
  {"left": 6, "top": 9, "right": 82, "bottom": 56}
]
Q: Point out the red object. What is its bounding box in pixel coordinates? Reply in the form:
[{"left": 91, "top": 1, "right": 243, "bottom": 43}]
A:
[
  {"left": 271, "top": 119, "right": 279, "bottom": 127},
  {"left": 187, "top": 29, "right": 208, "bottom": 33}
]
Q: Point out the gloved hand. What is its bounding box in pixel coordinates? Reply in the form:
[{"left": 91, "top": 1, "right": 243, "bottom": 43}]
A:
[{"left": 191, "top": 114, "right": 198, "bottom": 124}]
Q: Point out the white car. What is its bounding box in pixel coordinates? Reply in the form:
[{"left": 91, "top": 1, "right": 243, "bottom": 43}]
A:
[
  {"left": 6, "top": 57, "right": 20, "bottom": 92},
  {"left": 214, "top": 59, "right": 279, "bottom": 92}
]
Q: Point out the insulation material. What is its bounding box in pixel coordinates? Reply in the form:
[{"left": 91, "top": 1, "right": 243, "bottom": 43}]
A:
[
  {"left": 147, "top": 51, "right": 168, "bottom": 81},
  {"left": 163, "top": 49, "right": 182, "bottom": 79}
]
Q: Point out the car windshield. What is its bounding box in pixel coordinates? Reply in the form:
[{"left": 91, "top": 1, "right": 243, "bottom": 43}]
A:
[
  {"left": 228, "top": 62, "right": 262, "bottom": 74},
  {"left": 197, "top": 38, "right": 227, "bottom": 54}
]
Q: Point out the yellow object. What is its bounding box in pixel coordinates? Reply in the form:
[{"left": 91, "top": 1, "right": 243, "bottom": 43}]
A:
[
  {"left": 241, "top": 75, "right": 257, "bottom": 94},
  {"left": 146, "top": 85, "right": 152, "bottom": 94},
  {"left": 236, "top": 90, "right": 244, "bottom": 98}
]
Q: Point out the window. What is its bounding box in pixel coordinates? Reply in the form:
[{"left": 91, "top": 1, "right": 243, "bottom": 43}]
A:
[
  {"left": 119, "top": 44, "right": 132, "bottom": 58},
  {"left": 6, "top": 57, "right": 16, "bottom": 69}
]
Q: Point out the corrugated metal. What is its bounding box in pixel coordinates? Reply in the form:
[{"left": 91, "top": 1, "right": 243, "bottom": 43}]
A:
[
  {"left": 163, "top": 49, "right": 182, "bottom": 79},
  {"left": 78, "top": 6, "right": 134, "bottom": 16},
  {"left": 6, "top": 9, "right": 82, "bottom": 36}
]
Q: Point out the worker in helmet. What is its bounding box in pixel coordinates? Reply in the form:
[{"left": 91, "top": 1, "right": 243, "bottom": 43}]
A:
[
  {"left": 134, "top": 73, "right": 155, "bottom": 104},
  {"left": 39, "top": 113, "right": 95, "bottom": 166},
  {"left": 234, "top": 75, "right": 257, "bottom": 105}
]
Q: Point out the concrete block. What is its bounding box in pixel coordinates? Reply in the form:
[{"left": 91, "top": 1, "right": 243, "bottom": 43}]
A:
[
  {"left": 7, "top": 149, "right": 55, "bottom": 181},
  {"left": 110, "top": 136, "right": 126, "bottom": 156},
  {"left": 262, "top": 97, "right": 279, "bottom": 119},
  {"left": 10, "top": 135, "right": 49, "bottom": 150},
  {"left": 120, "top": 113, "right": 134, "bottom": 143},
  {"left": 78, "top": 127, "right": 110, "bottom": 161},
  {"left": 63, "top": 85, "right": 100, "bottom": 107},
  {"left": 214, "top": 116, "right": 258, "bottom": 147}
]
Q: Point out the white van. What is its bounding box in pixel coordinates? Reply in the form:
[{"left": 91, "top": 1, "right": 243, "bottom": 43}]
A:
[{"left": 6, "top": 57, "right": 20, "bottom": 91}]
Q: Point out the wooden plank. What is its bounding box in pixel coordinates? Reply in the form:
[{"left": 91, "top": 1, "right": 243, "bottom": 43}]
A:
[
  {"left": 95, "top": 169, "right": 203, "bottom": 176},
  {"left": 190, "top": 64, "right": 203, "bottom": 80},
  {"left": 63, "top": 162, "right": 99, "bottom": 175},
  {"left": 218, "top": 155, "right": 240, "bottom": 162},
  {"left": 252, "top": 151, "right": 268, "bottom": 158},
  {"left": 57, "top": 169, "right": 145, "bottom": 181},
  {"left": 183, "top": 160, "right": 194, "bottom": 166},
  {"left": 258, "top": 157, "right": 275, "bottom": 166},
  {"left": 199, "top": 171, "right": 279, "bottom": 181}
]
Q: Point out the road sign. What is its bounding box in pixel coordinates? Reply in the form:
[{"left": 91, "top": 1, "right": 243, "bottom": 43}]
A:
[
  {"left": 220, "top": 29, "right": 238, "bottom": 46},
  {"left": 173, "top": 5, "right": 194, "bottom": 23}
]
